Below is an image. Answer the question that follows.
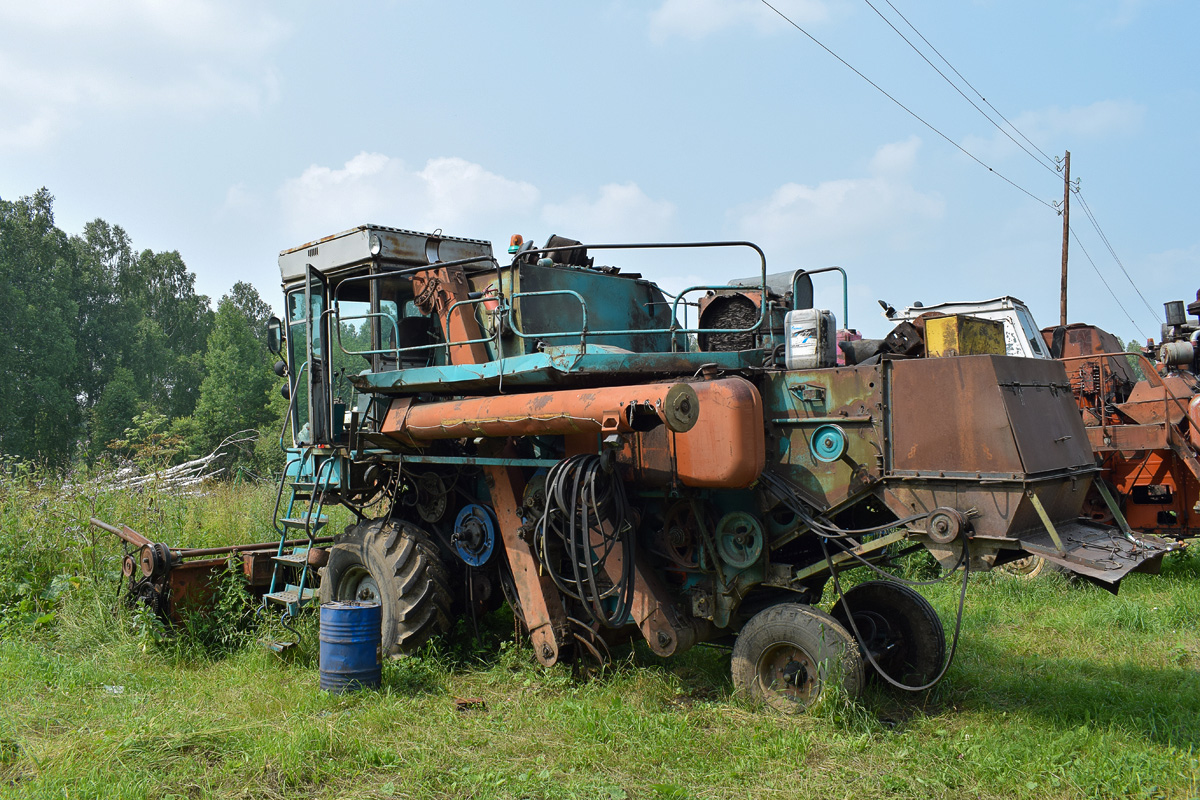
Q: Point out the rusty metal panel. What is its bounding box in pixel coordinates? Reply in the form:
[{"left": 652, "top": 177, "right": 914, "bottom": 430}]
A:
[
  {"left": 763, "top": 367, "right": 885, "bottom": 510},
  {"left": 879, "top": 476, "right": 1090, "bottom": 542},
  {"left": 241, "top": 552, "right": 275, "bottom": 588},
  {"left": 991, "top": 357, "right": 1096, "bottom": 474},
  {"left": 166, "top": 558, "right": 228, "bottom": 620},
  {"left": 1121, "top": 374, "right": 1193, "bottom": 425},
  {"left": 1086, "top": 422, "right": 1170, "bottom": 453},
  {"left": 887, "top": 356, "right": 1026, "bottom": 476},
  {"left": 278, "top": 225, "right": 493, "bottom": 284},
  {"left": 672, "top": 377, "right": 766, "bottom": 488},
  {"left": 1041, "top": 323, "right": 1138, "bottom": 386}
]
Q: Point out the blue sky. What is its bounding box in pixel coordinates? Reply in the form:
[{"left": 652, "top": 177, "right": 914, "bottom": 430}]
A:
[{"left": 1, "top": 0, "right": 1194, "bottom": 340}]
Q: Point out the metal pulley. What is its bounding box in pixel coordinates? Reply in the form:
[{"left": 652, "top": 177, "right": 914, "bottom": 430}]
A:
[
  {"left": 715, "top": 511, "right": 765, "bottom": 568},
  {"left": 415, "top": 472, "right": 449, "bottom": 523},
  {"left": 810, "top": 424, "right": 847, "bottom": 463},
  {"left": 453, "top": 504, "right": 497, "bottom": 567},
  {"left": 138, "top": 542, "right": 173, "bottom": 579},
  {"left": 925, "top": 508, "right": 970, "bottom": 544}
]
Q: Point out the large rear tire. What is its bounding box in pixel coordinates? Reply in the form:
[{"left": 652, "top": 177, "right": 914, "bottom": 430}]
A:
[
  {"left": 731, "top": 603, "right": 864, "bottom": 713},
  {"left": 319, "top": 518, "right": 453, "bottom": 657}
]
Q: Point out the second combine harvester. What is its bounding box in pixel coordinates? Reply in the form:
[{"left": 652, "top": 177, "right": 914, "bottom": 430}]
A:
[{"left": 261, "top": 226, "right": 1170, "bottom": 710}]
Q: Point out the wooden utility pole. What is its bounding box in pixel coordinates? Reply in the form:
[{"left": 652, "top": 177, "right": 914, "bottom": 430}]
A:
[{"left": 1059, "top": 150, "right": 1071, "bottom": 327}]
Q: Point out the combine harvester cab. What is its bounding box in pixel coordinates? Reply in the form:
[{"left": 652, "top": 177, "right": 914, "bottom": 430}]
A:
[{"left": 259, "top": 227, "right": 1171, "bottom": 710}]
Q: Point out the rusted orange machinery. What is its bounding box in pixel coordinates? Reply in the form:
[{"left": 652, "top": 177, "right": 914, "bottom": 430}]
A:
[
  {"left": 150, "top": 226, "right": 1171, "bottom": 713},
  {"left": 1043, "top": 315, "right": 1200, "bottom": 540}
]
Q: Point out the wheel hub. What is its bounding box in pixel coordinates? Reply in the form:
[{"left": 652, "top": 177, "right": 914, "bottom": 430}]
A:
[
  {"left": 339, "top": 567, "right": 382, "bottom": 605},
  {"left": 758, "top": 642, "right": 817, "bottom": 704}
]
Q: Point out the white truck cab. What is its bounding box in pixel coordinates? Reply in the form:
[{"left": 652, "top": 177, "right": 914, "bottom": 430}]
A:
[{"left": 886, "top": 296, "right": 1052, "bottom": 359}]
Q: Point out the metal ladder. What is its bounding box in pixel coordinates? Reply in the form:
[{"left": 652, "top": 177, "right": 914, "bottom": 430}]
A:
[{"left": 261, "top": 451, "right": 335, "bottom": 619}]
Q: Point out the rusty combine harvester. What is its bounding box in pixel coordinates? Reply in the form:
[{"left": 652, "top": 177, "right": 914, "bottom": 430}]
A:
[
  {"left": 106, "top": 227, "right": 1174, "bottom": 710},
  {"left": 1042, "top": 296, "right": 1200, "bottom": 542}
]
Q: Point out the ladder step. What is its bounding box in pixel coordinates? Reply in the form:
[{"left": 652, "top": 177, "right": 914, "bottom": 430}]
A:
[
  {"left": 279, "top": 514, "right": 328, "bottom": 530},
  {"left": 264, "top": 588, "right": 317, "bottom": 607},
  {"left": 272, "top": 551, "right": 310, "bottom": 566},
  {"left": 262, "top": 639, "right": 298, "bottom": 655}
]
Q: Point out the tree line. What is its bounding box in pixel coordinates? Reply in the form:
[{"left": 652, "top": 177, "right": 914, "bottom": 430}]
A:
[{"left": 0, "top": 188, "right": 282, "bottom": 473}]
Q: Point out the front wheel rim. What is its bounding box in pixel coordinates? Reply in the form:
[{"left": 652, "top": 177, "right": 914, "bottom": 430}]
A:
[
  {"left": 757, "top": 641, "right": 819, "bottom": 706},
  {"left": 337, "top": 566, "right": 382, "bottom": 605}
]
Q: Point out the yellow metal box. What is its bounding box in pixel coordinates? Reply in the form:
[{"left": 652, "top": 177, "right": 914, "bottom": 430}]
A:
[{"left": 924, "top": 314, "right": 1006, "bottom": 358}]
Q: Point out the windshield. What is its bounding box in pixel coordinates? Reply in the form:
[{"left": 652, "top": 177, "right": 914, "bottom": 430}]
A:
[{"left": 1015, "top": 307, "right": 1049, "bottom": 358}]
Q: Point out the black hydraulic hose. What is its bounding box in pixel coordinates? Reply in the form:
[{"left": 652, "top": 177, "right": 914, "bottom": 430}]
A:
[{"left": 535, "top": 454, "right": 635, "bottom": 629}]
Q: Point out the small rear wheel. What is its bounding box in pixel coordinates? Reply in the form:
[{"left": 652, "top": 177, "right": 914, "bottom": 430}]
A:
[
  {"left": 997, "top": 555, "right": 1054, "bottom": 579},
  {"left": 830, "top": 580, "right": 945, "bottom": 688},
  {"left": 731, "top": 603, "right": 864, "bottom": 712}
]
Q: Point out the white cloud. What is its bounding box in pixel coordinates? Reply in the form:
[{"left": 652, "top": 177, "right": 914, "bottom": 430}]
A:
[
  {"left": 542, "top": 183, "right": 675, "bottom": 241},
  {"left": 0, "top": 0, "right": 285, "bottom": 55},
  {"left": 278, "top": 153, "right": 540, "bottom": 239},
  {"left": 869, "top": 135, "right": 921, "bottom": 175},
  {"left": 649, "top": 0, "right": 831, "bottom": 41},
  {"left": 0, "top": 108, "right": 62, "bottom": 151},
  {"left": 0, "top": 0, "right": 287, "bottom": 149},
  {"left": 732, "top": 138, "right": 944, "bottom": 257},
  {"left": 221, "top": 182, "right": 260, "bottom": 214},
  {"left": 1106, "top": 0, "right": 1151, "bottom": 28},
  {"left": 277, "top": 156, "right": 679, "bottom": 266},
  {"left": 962, "top": 100, "right": 1145, "bottom": 162}
]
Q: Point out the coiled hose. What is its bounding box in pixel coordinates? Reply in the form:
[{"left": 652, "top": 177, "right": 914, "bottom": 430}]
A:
[{"left": 534, "top": 454, "right": 636, "bottom": 628}]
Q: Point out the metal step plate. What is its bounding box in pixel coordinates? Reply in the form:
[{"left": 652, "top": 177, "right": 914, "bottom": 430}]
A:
[{"left": 1018, "top": 521, "right": 1177, "bottom": 587}]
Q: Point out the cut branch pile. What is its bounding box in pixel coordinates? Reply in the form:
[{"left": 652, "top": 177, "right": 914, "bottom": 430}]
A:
[{"left": 66, "top": 430, "right": 260, "bottom": 496}]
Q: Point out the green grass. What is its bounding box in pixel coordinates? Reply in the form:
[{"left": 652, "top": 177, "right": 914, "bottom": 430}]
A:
[{"left": 0, "top": 476, "right": 1198, "bottom": 799}]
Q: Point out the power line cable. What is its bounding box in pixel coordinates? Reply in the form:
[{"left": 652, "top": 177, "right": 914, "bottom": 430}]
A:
[
  {"left": 1074, "top": 189, "right": 1160, "bottom": 323},
  {"left": 1068, "top": 225, "right": 1148, "bottom": 340},
  {"left": 879, "top": 0, "right": 1059, "bottom": 170},
  {"left": 758, "top": 0, "right": 1057, "bottom": 211},
  {"left": 861, "top": 0, "right": 1062, "bottom": 180},
  {"left": 869, "top": 2, "right": 1157, "bottom": 332},
  {"left": 762, "top": 0, "right": 1150, "bottom": 338}
]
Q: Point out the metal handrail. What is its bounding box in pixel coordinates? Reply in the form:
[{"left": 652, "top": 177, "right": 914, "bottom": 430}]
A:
[
  {"left": 335, "top": 311, "right": 401, "bottom": 358},
  {"left": 511, "top": 240, "right": 769, "bottom": 354},
  {"left": 507, "top": 290, "right": 590, "bottom": 353},
  {"left": 792, "top": 266, "right": 849, "bottom": 329}
]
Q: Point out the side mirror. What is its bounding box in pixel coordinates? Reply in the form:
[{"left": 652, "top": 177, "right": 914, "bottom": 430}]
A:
[{"left": 266, "top": 316, "right": 283, "bottom": 354}]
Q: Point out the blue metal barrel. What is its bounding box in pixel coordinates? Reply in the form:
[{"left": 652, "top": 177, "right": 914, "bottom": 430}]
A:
[{"left": 319, "top": 602, "right": 382, "bottom": 692}]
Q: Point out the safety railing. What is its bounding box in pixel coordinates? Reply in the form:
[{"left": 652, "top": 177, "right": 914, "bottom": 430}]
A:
[
  {"left": 319, "top": 240, "right": 786, "bottom": 367},
  {"left": 326, "top": 254, "right": 503, "bottom": 365},
  {"left": 506, "top": 240, "right": 770, "bottom": 355},
  {"left": 507, "top": 289, "right": 589, "bottom": 351},
  {"left": 792, "top": 266, "right": 849, "bottom": 328}
]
